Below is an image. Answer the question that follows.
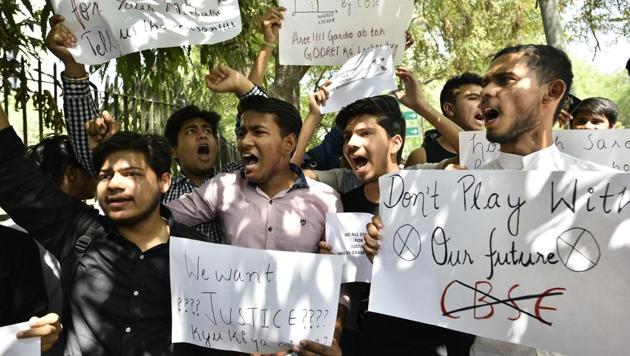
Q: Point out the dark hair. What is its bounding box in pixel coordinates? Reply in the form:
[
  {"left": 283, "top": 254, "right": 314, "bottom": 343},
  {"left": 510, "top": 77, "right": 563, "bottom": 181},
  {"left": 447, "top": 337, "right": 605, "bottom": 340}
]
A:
[
  {"left": 163, "top": 105, "right": 221, "bottom": 147},
  {"left": 27, "top": 135, "right": 83, "bottom": 186},
  {"left": 335, "top": 95, "right": 406, "bottom": 163},
  {"left": 237, "top": 96, "right": 302, "bottom": 137},
  {"left": 492, "top": 44, "right": 573, "bottom": 119},
  {"left": 439, "top": 72, "right": 483, "bottom": 115},
  {"left": 571, "top": 97, "right": 619, "bottom": 127},
  {"left": 93, "top": 132, "right": 172, "bottom": 177}
]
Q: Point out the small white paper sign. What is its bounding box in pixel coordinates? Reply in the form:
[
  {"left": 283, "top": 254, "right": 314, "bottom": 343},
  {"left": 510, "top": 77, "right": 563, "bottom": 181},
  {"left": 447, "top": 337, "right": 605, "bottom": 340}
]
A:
[
  {"left": 52, "top": 0, "right": 242, "bottom": 65},
  {"left": 320, "top": 46, "right": 396, "bottom": 114},
  {"left": 460, "top": 129, "right": 630, "bottom": 171},
  {"left": 369, "top": 170, "right": 630, "bottom": 356},
  {"left": 278, "top": 0, "right": 413, "bottom": 65},
  {"left": 325, "top": 213, "right": 374, "bottom": 283},
  {"left": 169, "top": 237, "right": 343, "bottom": 354},
  {"left": 0, "top": 322, "right": 40, "bottom": 356}
]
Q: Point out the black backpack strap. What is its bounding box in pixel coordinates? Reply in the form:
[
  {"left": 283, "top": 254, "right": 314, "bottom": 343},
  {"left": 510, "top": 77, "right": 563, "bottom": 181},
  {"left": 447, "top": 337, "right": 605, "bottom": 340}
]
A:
[{"left": 61, "top": 223, "right": 105, "bottom": 297}]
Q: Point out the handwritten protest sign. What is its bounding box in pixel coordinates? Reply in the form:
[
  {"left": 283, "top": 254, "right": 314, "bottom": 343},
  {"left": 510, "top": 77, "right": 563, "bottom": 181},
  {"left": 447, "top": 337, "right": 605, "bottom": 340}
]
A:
[
  {"left": 52, "top": 0, "right": 242, "bottom": 65},
  {"left": 0, "top": 322, "right": 39, "bottom": 356},
  {"left": 369, "top": 170, "right": 630, "bottom": 355},
  {"left": 319, "top": 46, "right": 396, "bottom": 114},
  {"left": 460, "top": 129, "right": 630, "bottom": 171},
  {"left": 326, "top": 213, "right": 373, "bottom": 283},
  {"left": 169, "top": 237, "right": 343, "bottom": 353},
  {"left": 278, "top": 0, "right": 414, "bottom": 65}
]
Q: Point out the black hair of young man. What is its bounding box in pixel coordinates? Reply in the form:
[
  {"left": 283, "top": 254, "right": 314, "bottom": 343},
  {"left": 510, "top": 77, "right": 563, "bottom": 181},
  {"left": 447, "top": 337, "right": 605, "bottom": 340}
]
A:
[
  {"left": 27, "top": 135, "right": 84, "bottom": 187},
  {"left": 439, "top": 72, "right": 483, "bottom": 114},
  {"left": 93, "top": 132, "right": 172, "bottom": 176},
  {"left": 335, "top": 95, "right": 406, "bottom": 163},
  {"left": 163, "top": 105, "right": 221, "bottom": 146},
  {"left": 237, "top": 95, "right": 303, "bottom": 137},
  {"left": 492, "top": 44, "right": 573, "bottom": 119},
  {"left": 571, "top": 97, "right": 619, "bottom": 127}
]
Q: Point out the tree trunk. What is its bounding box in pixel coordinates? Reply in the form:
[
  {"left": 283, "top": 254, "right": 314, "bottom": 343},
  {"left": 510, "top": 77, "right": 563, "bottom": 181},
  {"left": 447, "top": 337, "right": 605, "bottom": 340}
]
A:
[
  {"left": 539, "top": 0, "right": 568, "bottom": 52},
  {"left": 268, "top": 63, "right": 310, "bottom": 110}
]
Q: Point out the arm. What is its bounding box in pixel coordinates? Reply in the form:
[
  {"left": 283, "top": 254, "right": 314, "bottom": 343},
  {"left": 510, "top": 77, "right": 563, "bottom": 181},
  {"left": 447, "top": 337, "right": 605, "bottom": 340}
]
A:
[
  {"left": 291, "top": 81, "right": 331, "bottom": 166},
  {"left": 46, "top": 15, "right": 100, "bottom": 177},
  {"left": 165, "top": 178, "right": 220, "bottom": 227},
  {"left": 0, "top": 109, "right": 89, "bottom": 257},
  {"left": 247, "top": 7, "right": 285, "bottom": 86},
  {"left": 404, "top": 147, "right": 427, "bottom": 167},
  {"left": 17, "top": 313, "right": 63, "bottom": 352},
  {"left": 395, "top": 67, "right": 463, "bottom": 153}
]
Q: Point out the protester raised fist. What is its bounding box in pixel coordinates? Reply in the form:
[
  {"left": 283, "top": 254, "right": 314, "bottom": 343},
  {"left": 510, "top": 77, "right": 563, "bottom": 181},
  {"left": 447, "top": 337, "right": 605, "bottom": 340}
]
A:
[
  {"left": 205, "top": 65, "right": 254, "bottom": 96},
  {"left": 85, "top": 111, "right": 120, "bottom": 150},
  {"left": 45, "top": 15, "right": 86, "bottom": 77},
  {"left": 308, "top": 80, "right": 332, "bottom": 118},
  {"left": 261, "top": 6, "right": 286, "bottom": 47}
]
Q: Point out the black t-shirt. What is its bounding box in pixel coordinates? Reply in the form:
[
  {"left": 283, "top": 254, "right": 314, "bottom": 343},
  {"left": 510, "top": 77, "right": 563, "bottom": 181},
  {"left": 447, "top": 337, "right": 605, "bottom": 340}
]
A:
[
  {"left": 0, "top": 225, "right": 48, "bottom": 326},
  {"left": 341, "top": 184, "right": 475, "bottom": 356},
  {"left": 423, "top": 129, "right": 457, "bottom": 163}
]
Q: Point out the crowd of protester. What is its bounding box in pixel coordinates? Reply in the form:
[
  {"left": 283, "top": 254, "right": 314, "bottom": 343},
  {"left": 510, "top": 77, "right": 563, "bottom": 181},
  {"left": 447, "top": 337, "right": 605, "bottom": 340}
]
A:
[{"left": 1, "top": 6, "right": 627, "bottom": 356}]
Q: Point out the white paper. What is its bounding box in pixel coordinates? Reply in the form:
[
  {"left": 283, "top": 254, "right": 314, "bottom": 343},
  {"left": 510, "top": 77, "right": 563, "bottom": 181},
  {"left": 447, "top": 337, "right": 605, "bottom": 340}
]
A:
[
  {"left": 319, "top": 46, "right": 397, "bottom": 114},
  {"left": 325, "top": 213, "right": 374, "bottom": 283},
  {"left": 460, "top": 129, "right": 630, "bottom": 171},
  {"left": 278, "top": 0, "right": 414, "bottom": 65},
  {"left": 369, "top": 170, "right": 630, "bottom": 356},
  {"left": 0, "top": 322, "right": 40, "bottom": 356},
  {"left": 169, "top": 237, "right": 344, "bottom": 354},
  {"left": 51, "top": 0, "right": 242, "bottom": 65}
]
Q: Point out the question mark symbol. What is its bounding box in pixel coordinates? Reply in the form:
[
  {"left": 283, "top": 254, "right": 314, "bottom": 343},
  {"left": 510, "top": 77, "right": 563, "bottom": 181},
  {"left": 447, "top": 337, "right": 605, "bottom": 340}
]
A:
[
  {"left": 315, "top": 310, "right": 323, "bottom": 327},
  {"left": 195, "top": 299, "right": 201, "bottom": 315},
  {"left": 177, "top": 297, "right": 182, "bottom": 312},
  {"left": 309, "top": 310, "right": 315, "bottom": 328},
  {"left": 302, "top": 309, "right": 308, "bottom": 329}
]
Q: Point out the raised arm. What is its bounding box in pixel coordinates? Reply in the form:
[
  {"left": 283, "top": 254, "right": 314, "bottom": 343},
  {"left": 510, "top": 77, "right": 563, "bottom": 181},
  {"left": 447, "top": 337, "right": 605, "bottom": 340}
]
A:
[
  {"left": 248, "top": 7, "right": 286, "bottom": 86},
  {"left": 395, "top": 67, "right": 463, "bottom": 153},
  {"left": 46, "top": 15, "right": 99, "bottom": 177},
  {"left": 291, "top": 81, "right": 331, "bottom": 166}
]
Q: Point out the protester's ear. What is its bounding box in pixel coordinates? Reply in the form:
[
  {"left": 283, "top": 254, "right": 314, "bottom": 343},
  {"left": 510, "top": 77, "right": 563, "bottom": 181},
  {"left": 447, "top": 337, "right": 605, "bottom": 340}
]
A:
[
  {"left": 159, "top": 172, "right": 172, "bottom": 194},
  {"left": 284, "top": 134, "right": 297, "bottom": 155},
  {"left": 544, "top": 79, "right": 566, "bottom": 104},
  {"left": 171, "top": 146, "right": 178, "bottom": 159},
  {"left": 442, "top": 102, "right": 455, "bottom": 118},
  {"left": 389, "top": 134, "right": 403, "bottom": 156}
]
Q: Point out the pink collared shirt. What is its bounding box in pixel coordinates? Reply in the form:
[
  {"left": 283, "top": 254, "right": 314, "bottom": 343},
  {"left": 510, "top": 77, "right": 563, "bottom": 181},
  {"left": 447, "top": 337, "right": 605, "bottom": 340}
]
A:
[{"left": 166, "top": 171, "right": 342, "bottom": 252}]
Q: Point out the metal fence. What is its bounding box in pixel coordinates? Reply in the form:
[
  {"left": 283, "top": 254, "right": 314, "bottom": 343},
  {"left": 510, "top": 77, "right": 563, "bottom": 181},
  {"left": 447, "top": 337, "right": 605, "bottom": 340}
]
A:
[{"left": 1, "top": 54, "right": 239, "bottom": 170}]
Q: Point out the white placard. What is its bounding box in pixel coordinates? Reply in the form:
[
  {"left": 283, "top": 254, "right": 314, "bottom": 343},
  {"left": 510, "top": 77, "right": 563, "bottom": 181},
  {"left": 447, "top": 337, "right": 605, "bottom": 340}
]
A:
[
  {"left": 0, "top": 322, "right": 40, "bottom": 356},
  {"left": 319, "top": 46, "right": 396, "bottom": 114},
  {"left": 369, "top": 170, "right": 630, "bottom": 356},
  {"left": 278, "top": 0, "right": 414, "bottom": 65},
  {"left": 169, "top": 237, "right": 343, "bottom": 354},
  {"left": 52, "top": 0, "right": 242, "bottom": 65},
  {"left": 325, "top": 213, "right": 373, "bottom": 283},
  {"left": 460, "top": 129, "right": 630, "bottom": 171}
]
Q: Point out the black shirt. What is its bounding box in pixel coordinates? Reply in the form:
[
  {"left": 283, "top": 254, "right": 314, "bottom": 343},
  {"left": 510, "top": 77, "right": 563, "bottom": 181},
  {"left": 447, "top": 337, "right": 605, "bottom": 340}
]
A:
[
  {"left": 0, "top": 127, "right": 218, "bottom": 356},
  {"left": 0, "top": 225, "right": 48, "bottom": 326},
  {"left": 423, "top": 129, "right": 457, "bottom": 163}
]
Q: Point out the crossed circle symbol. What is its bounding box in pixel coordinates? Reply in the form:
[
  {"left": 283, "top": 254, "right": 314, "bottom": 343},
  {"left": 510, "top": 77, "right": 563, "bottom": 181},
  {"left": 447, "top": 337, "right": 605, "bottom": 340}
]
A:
[
  {"left": 556, "top": 227, "right": 601, "bottom": 272},
  {"left": 392, "top": 224, "right": 421, "bottom": 261}
]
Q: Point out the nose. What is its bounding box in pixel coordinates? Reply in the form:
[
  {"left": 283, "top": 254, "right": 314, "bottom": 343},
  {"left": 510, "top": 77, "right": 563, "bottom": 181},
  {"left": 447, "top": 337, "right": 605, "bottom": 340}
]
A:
[
  {"left": 481, "top": 82, "right": 498, "bottom": 100},
  {"left": 346, "top": 134, "right": 362, "bottom": 150},
  {"left": 197, "top": 129, "right": 209, "bottom": 140},
  {"left": 237, "top": 131, "right": 254, "bottom": 151},
  {"left": 107, "top": 172, "right": 125, "bottom": 192}
]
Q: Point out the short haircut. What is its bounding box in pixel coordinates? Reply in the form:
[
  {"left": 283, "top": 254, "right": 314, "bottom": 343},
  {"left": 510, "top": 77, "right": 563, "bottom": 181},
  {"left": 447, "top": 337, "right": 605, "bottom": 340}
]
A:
[
  {"left": 335, "top": 95, "right": 406, "bottom": 163},
  {"left": 439, "top": 72, "right": 483, "bottom": 115},
  {"left": 93, "top": 132, "right": 172, "bottom": 177},
  {"left": 27, "top": 135, "right": 83, "bottom": 186},
  {"left": 237, "top": 96, "right": 302, "bottom": 138},
  {"left": 492, "top": 44, "right": 573, "bottom": 119},
  {"left": 571, "top": 97, "right": 619, "bottom": 127},
  {"left": 163, "top": 105, "right": 221, "bottom": 147}
]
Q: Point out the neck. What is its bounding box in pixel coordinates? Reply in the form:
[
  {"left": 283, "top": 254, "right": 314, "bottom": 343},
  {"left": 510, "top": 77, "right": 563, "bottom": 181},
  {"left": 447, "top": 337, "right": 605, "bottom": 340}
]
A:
[
  {"left": 365, "top": 162, "right": 400, "bottom": 203},
  {"left": 500, "top": 127, "right": 553, "bottom": 156},
  {"left": 117, "top": 209, "right": 170, "bottom": 252},
  {"left": 259, "top": 165, "right": 297, "bottom": 198},
  {"left": 182, "top": 169, "right": 205, "bottom": 186}
]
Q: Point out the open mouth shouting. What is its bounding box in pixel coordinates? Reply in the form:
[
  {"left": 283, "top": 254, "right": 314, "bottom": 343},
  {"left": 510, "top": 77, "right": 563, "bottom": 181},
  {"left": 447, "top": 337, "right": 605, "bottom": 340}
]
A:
[
  {"left": 241, "top": 152, "right": 260, "bottom": 171},
  {"left": 197, "top": 143, "right": 212, "bottom": 161},
  {"left": 481, "top": 106, "right": 501, "bottom": 128},
  {"left": 350, "top": 154, "right": 370, "bottom": 175}
]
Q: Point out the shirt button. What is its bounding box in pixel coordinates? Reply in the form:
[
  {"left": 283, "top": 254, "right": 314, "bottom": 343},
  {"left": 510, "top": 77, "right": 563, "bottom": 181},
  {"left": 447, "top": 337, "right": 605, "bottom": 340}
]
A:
[
  {"left": 139, "top": 254, "right": 144, "bottom": 260},
  {"left": 267, "top": 227, "right": 272, "bottom": 232},
  {"left": 269, "top": 200, "right": 273, "bottom": 205},
  {"left": 133, "top": 291, "right": 139, "bottom": 296},
  {"left": 125, "top": 327, "right": 131, "bottom": 333}
]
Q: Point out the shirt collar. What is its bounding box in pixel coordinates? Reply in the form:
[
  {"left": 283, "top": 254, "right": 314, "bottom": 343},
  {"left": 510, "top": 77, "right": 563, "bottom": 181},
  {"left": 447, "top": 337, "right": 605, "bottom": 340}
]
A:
[
  {"left": 240, "top": 163, "right": 310, "bottom": 191},
  {"left": 174, "top": 170, "right": 216, "bottom": 187},
  {"left": 495, "top": 144, "right": 560, "bottom": 170}
]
